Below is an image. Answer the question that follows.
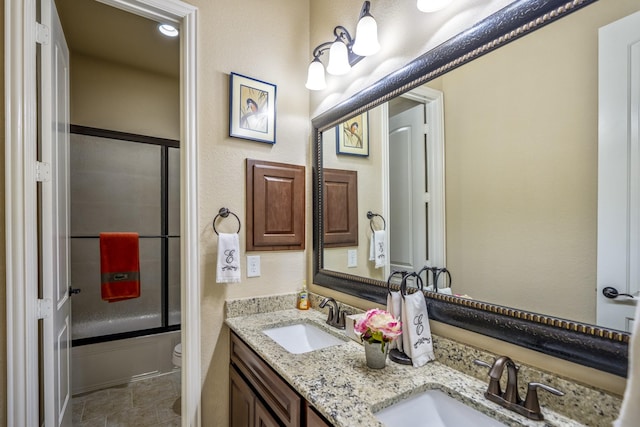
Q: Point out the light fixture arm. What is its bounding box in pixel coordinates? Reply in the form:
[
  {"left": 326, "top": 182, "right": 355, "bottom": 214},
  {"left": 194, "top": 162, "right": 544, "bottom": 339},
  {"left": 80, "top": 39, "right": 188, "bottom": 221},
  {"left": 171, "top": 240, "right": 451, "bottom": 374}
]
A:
[
  {"left": 359, "top": 0, "right": 372, "bottom": 19},
  {"left": 311, "top": 41, "right": 333, "bottom": 60}
]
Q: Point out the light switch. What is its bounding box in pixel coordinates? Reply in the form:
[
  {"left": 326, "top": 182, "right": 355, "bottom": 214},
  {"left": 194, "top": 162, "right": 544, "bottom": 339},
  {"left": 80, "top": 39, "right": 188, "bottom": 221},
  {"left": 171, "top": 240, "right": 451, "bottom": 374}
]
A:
[
  {"left": 247, "top": 255, "right": 261, "bottom": 277},
  {"left": 347, "top": 249, "right": 357, "bottom": 268}
]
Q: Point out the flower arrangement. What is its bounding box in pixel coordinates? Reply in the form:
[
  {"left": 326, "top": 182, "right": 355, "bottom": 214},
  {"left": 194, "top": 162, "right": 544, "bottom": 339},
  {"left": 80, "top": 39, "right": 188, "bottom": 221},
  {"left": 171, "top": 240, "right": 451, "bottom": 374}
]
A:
[{"left": 354, "top": 308, "right": 402, "bottom": 352}]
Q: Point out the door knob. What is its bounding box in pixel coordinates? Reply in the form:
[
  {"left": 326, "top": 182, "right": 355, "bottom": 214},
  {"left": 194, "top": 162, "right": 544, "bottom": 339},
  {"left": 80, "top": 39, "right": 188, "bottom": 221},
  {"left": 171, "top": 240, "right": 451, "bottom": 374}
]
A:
[
  {"left": 68, "top": 286, "right": 81, "bottom": 297},
  {"left": 602, "top": 286, "right": 634, "bottom": 299}
]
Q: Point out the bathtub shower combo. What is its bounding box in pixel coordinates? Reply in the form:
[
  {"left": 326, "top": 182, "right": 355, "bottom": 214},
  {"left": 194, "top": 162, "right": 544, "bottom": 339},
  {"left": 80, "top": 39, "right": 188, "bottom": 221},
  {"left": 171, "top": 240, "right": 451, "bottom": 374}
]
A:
[{"left": 69, "top": 126, "right": 181, "bottom": 394}]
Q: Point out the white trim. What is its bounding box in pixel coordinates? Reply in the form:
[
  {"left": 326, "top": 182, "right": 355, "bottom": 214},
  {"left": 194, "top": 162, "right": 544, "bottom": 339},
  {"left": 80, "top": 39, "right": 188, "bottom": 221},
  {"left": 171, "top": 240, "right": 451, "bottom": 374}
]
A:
[
  {"left": 5, "top": 0, "right": 40, "bottom": 425},
  {"left": 5, "top": 0, "right": 201, "bottom": 425}
]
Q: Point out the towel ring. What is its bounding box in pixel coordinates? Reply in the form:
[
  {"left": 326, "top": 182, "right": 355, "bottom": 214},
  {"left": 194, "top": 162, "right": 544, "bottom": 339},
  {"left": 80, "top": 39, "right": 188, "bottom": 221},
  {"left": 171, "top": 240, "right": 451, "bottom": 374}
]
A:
[
  {"left": 417, "top": 266, "right": 452, "bottom": 292},
  {"left": 212, "top": 207, "right": 241, "bottom": 235},
  {"left": 400, "top": 272, "right": 424, "bottom": 298},
  {"left": 386, "top": 270, "right": 407, "bottom": 295},
  {"left": 367, "top": 211, "right": 386, "bottom": 232}
]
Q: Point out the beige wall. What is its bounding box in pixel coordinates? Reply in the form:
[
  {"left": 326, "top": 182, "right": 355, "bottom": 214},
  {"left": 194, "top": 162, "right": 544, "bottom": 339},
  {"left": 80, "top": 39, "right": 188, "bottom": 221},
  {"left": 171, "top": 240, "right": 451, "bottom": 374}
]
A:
[
  {"left": 70, "top": 54, "right": 180, "bottom": 139},
  {"left": 322, "top": 104, "right": 385, "bottom": 280},
  {"left": 192, "top": 1, "right": 310, "bottom": 425}
]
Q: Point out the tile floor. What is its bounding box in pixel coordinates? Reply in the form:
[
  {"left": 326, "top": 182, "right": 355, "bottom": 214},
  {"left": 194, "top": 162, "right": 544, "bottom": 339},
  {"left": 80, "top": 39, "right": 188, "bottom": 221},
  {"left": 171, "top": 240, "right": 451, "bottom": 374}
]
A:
[{"left": 72, "top": 371, "right": 181, "bottom": 426}]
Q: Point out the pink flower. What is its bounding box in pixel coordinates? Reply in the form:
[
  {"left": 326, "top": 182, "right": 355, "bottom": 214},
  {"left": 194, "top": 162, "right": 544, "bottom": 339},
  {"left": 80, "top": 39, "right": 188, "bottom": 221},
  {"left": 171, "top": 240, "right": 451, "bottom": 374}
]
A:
[{"left": 354, "top": 308, "right": 402, "bottom": 348}]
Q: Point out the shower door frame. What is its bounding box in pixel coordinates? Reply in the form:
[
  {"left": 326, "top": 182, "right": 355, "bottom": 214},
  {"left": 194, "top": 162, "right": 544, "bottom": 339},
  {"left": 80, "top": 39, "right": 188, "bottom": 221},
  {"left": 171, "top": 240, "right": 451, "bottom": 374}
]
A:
[{"left": 4, "top": 0, "right": 201, "bottom": 426}]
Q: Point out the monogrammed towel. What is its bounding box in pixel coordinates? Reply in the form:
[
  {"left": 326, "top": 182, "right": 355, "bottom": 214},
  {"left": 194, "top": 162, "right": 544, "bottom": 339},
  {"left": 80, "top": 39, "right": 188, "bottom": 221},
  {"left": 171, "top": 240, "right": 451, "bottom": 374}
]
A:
[
  {"left": 386, "top": 291, "right": 403, "bottom": 352},
  {"left": 369, "top": 230, "right": 387, "bottom": 269},
  {"left": 216, "top": 233, "right": 241, "bottom": 283},
  {"left": 401, "top": 291, "right": 435, "bottom": 367},
  {"left": 614, "top": 302, "right": 640, "bottom": 427}
]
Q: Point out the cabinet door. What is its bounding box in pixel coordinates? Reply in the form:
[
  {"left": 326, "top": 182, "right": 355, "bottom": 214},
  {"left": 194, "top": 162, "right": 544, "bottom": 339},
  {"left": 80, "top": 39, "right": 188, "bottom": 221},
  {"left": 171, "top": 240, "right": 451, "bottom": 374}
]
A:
[
  {"left": 306, "top": 404, "right": 332, "bottom": 427},
  {"left": 256, "top": 398, "right": 282, "bottom": 427},
  {"left": 231, "top": 332, "right": 302, "bottom": 427},
  {"left": 230, "top": 367, "right": 255, "bottom": 427}
]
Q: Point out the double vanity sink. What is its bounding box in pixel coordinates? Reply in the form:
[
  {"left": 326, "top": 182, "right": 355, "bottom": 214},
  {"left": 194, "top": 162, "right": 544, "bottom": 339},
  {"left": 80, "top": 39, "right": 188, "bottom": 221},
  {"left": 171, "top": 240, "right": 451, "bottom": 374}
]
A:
[
  {"left": 226, "top": 306, "right": 585, "bottom": 427},
  {"left": 259, "top": 319, "right": 504, "bottom": 427}
]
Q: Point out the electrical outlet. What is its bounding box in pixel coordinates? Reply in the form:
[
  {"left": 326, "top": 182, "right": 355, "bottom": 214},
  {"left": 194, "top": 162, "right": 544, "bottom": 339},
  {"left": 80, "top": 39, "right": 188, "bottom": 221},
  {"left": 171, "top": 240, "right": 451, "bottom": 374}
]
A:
[
  {"left": 247, "top": 255, "right": 261, "bottom": 277},
  {"left": 347, "top": 249, "right": 357, "bottom": 268}
]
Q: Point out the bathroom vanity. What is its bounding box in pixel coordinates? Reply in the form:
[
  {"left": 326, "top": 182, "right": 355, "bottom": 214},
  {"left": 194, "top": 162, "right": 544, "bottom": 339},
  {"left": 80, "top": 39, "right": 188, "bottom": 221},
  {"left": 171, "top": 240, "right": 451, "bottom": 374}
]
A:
[
  {"left": 230, "top": 331, "right": 331, "bottom": 427},
  {"left": 225, "top": 295, "right": 603, "bottom": 427}
]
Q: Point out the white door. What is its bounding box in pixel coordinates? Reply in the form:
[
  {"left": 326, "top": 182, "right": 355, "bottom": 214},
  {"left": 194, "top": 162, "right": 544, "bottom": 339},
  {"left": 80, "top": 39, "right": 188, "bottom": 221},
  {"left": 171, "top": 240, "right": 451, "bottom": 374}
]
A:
[
  {"left": 389, "top": 104, "right": 427, "bottom": 275},
  {"left": 597, "top": 11, "right": 640, "bottom": 332},
  {"left": 40, "top": 0, "right": 73, "bottom": 424}
]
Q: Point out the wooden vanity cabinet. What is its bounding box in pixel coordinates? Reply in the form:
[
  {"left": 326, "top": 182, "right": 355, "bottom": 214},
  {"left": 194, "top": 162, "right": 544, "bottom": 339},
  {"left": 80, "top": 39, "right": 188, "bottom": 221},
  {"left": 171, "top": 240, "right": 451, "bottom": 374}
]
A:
[
  {"left": 230, "top": 331, "right": 336, "bottom": 427},
  {"left": 230, "top": 331, "right": 302, "bottom": 427},
  {"left": 305, "top": 403, "right": 332, "bottom": 427},
  {"left": 230, "top": 366, "right": 280, "bottom": 427}
]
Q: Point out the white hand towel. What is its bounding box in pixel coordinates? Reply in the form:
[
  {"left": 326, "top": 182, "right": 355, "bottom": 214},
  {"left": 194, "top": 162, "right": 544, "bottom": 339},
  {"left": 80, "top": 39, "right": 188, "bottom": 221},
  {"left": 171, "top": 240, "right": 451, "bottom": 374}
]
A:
[
  {"left": 369, "top": 234, "right": 375, "bottom": 261},
  {"left": 372, "top": 230, "right": 386, "bottom": 269},
  {"left": 216, "top": 233, "right": 241, "bottom": 283},
  {"left": 386, "top": 291, "right": 403, "bottom": 352},
  {"left": 401, "top": 291, "right": 436, "bottom": 367},
  {"left": 614, "top": 302, "right": 640, "bottom": 427}
]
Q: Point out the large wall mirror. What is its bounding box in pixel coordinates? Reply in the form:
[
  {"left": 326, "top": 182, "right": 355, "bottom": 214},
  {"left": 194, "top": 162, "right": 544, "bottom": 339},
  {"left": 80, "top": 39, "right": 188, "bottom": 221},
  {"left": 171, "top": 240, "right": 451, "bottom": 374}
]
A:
[{"left": 313, "top": 0, "right": 639, "bottom": 377}]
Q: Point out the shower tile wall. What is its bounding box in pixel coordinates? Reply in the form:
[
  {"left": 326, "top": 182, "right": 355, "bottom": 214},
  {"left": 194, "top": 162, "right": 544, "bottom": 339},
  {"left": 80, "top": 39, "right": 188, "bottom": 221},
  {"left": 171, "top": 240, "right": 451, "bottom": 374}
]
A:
[{"left": 70, "top": 133, "right": 180, "bottom": 340}]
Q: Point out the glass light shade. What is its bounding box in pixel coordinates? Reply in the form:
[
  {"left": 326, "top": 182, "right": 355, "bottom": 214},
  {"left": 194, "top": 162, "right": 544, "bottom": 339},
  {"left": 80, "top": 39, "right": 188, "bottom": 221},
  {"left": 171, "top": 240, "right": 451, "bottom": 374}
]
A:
[
  {"left": 326, "top": 40, "right": 351, "bottom": 76},
  {"left": 158, "top": 23, "right": 179, "bottom": 37},
  {"left": 305, "top": 59, "right": 327, "bottom": 91},
  {"left": 417, "top": 0, "right": 454, "bottom": 13},
  {"left": 352, "top": 15, "right": 380, "bottom": 57}
]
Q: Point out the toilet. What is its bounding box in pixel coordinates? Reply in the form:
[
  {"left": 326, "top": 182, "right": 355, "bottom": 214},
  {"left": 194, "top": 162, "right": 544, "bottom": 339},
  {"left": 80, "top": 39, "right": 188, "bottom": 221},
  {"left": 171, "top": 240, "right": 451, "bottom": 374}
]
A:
[
  {"left": 172, "top": 343, "right": 182, "bottom": 416},
  {"left": 172, "top": 343, "right": 182, "bottom": 367}
]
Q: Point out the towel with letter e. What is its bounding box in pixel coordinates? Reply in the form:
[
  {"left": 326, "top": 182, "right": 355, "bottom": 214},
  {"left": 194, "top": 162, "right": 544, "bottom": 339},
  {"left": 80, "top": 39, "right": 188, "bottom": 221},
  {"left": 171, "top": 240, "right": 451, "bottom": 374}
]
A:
[
  {"left": 401, "top": 291, "right": 436, "bottom": 367},
  {"left": 99, "top": 232, "right": 141, "bottom": 303},
  {"left": 369, "top": 230, "right": 387, "bottom": 269},
  {"left": 216, "top": 233, "right": 241, "bottom": 283},
  {"left": 614, "top": 302, "right": 640, "bottom": 427}
]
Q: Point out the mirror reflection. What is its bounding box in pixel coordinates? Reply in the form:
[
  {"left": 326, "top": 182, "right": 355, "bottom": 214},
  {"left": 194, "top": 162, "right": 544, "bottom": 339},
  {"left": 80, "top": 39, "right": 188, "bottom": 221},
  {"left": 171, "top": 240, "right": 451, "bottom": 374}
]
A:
[{"left": 321, "top": 0, "right": 640, "bottom": 329}]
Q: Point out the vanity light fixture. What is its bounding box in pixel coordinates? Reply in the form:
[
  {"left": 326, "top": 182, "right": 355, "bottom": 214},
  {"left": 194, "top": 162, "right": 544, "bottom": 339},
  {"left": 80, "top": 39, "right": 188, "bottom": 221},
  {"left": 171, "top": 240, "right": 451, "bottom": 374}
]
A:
[
  {"left": 158, "top": 23, "right": 179, "bottom": 37},
  {"left": 305, "top": 1, "right": 379, "bottom": 91},
  {"left": 417, "top": 0, "right": 455, "bottom": 13}
]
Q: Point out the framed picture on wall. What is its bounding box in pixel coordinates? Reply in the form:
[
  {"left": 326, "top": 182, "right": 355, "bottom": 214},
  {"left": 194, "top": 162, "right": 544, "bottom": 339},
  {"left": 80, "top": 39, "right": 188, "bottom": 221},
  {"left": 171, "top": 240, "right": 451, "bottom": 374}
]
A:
[
  {"left": 229, "top": 72, "right": 277, "bottom": 144},
  {"left": 336, "top": 112, "right": 368, "bottom": 156}
]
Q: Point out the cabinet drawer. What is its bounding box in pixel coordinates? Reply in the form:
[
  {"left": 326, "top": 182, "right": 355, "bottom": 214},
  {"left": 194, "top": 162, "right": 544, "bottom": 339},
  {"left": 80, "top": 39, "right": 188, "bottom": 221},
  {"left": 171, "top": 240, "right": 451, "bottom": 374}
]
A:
[{"left": 231, "top": 332, "right": 301, "bottom": 427}]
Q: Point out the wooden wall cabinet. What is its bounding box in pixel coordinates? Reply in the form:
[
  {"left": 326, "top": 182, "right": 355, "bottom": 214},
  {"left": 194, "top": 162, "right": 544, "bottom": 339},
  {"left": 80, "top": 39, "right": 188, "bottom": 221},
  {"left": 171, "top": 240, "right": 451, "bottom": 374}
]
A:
[
  {"left": 323, "top": 168, "right": 358, "bottom": 248},
  {"left": 229, "top": 332, "right": 333, "bottom": 427},
  {"left": 246, "top": 159, "right": 305, "bottom": 251}
]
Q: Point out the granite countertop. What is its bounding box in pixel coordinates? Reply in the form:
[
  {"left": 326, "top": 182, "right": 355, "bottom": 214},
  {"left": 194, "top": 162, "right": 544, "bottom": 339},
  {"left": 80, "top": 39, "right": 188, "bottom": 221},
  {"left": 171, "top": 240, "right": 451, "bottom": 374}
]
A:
[{"left": 225, "top": 308, "right": 585, "bottom": 427}]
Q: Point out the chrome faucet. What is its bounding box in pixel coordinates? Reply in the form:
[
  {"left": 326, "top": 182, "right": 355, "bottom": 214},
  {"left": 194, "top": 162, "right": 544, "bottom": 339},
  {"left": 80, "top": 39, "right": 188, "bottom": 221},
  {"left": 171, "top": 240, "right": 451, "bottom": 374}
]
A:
[
  {"left": 474, "top": 357, "right": 564, "bottom": 421},
  {"left": 319, "top": 297, "right": 346, "bottom": 329}
]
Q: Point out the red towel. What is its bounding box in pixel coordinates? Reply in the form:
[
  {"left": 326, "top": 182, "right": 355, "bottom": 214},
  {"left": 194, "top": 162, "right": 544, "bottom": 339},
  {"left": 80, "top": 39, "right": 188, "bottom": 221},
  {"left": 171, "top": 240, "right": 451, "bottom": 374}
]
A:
[{"left": 100, "top": 232, "right": 141, "bottom": 302}]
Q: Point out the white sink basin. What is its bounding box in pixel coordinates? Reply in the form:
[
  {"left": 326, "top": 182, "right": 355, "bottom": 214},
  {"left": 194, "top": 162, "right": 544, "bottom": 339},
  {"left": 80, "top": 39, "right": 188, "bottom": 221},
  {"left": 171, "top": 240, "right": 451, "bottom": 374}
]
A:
[
  {"left": 375, "top": 389, "right": 505, "bottom": 427},
  {"left": 262, "top": 323, "right": 346, "bottom": 354}
]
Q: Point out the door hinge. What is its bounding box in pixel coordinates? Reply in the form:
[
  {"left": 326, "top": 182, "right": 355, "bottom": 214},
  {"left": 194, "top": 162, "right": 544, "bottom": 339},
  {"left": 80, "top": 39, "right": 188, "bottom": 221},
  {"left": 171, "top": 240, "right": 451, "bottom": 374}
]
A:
[
  {"left": 423, "top": 123, "right": 430, "bottom": 135},
  {"left": 36, "top": 161, "right": 51, "bottom": 182},
  {"left": 37, "top": 299, "right": 53, "bottom": 319},
  {"left": 36, "top": 23, "right": 50, "bottom": 45}
]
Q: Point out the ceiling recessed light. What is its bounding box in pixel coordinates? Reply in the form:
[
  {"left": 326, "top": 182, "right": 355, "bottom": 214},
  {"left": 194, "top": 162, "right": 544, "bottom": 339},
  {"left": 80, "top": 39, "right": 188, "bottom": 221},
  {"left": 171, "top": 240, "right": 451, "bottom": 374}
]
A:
[{"left": 158, "top": 24, "right": 179, "bottom": 37}]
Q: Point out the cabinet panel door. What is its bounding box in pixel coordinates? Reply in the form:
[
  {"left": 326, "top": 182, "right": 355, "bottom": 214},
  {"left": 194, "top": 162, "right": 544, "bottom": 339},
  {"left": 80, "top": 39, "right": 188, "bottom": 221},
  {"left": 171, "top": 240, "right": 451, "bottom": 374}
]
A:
[
  {"left": 306, "top": 404, "right": 332, "bottom": 427},
  {"left": 230, "top": 367, "right": 255, "bottom": 427},
  {"left": 256, "top": 398, "right": 282, "bottom": 427},
  {"left": 231, "top": 333, "right": 302, "bottom": 427}
]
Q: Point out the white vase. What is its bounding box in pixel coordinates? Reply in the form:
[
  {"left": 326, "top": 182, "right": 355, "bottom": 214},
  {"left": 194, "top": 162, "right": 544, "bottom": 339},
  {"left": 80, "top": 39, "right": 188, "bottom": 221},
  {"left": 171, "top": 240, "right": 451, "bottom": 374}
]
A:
[{"left": 364, "top": 340, "right": 388, "bottom": 369}]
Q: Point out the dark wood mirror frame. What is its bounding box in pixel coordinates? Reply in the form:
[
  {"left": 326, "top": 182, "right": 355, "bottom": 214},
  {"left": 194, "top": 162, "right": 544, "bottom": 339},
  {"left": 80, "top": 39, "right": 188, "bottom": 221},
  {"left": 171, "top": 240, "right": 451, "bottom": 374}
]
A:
[{"left": 312, "top": 0, "right": 628, "bottom": 377}]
